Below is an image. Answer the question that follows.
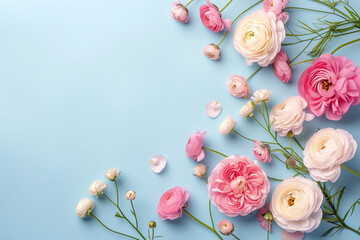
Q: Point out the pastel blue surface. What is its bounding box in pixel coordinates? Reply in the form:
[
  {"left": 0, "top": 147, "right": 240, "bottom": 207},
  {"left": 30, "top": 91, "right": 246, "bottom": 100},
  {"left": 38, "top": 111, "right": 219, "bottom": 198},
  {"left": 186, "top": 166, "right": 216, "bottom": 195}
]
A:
[{"left": 1, "top": 0, "right": 360, "bottom": 239}]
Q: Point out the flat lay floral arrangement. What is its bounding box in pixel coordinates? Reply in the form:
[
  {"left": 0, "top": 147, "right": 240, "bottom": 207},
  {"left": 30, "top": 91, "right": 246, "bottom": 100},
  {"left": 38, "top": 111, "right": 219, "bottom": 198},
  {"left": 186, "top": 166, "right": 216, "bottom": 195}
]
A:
[{"left": 76, "top": 0, "right": 360, "bottom": 239}]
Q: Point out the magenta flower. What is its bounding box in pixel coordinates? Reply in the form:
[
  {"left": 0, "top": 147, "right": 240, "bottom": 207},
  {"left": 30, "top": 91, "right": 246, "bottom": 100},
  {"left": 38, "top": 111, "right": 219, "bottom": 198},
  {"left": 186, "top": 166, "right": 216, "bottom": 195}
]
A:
[
  {"left": 157, "top": 186, "right": 189, "bottom": 220},
  {"left": 171, "top": 1, "right": 189, "bottom": 23},
  {"left": 199, "top": 0, "right": 231, "bottom": 32},
  {"left": 257, "top": 203, "right": 272, "bottom": 232},
  {"left": 298, "top": 54, "right": 360, "bottom": 121},
  {"left": 273, "top": 50, "right": 292, "bottom": 83},
  {"left": 185, "top": 130, "right": 206, "bottom": 161},
  {"left": 253, "top": 141, "right": 272, "bottom": 163}
]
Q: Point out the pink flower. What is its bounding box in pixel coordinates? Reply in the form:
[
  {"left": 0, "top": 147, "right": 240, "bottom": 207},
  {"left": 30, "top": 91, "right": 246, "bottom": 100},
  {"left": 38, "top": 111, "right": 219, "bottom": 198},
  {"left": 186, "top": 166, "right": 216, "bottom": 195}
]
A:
[
  {"left": 203, "top": 44, "right": 220, "bottom": 60},
  {"left": 263, "top": 0, "right": 289, "bottom": 23},
  {"left": 186, "top": 130, "right": 206, "bottom": 161},
  {"left": 273, "top": 51, "right": 292, "bottom": 83},
  {"left": 208, "top": 155, "right": 270, "bottom": 217},
  {"left": 298, "top": 54, "right": 360, "bottom": 121},
  {"left": 157, "top": 186, "right": 189, "bottom": 220},
  {"left": 199, "top": 0, "right": 231, "bottom": 32},
  {"left": 270, "top": 96, "right": 315, "bottom": 137},
  {"left": 280, "top": 230, "right": 304, "bottom": 240},
  {"left": 226, "top": 75, "right": 251, "bottom": 98},
  {"left": 171, "top": 1, "right": 189, "bottom": 23},
  {"left": 257, "top": 203, "right": 272, "bottom": 232},
  {"left": 218, "top": 220, "right": 234, "bottom": 235},
  {"left": 253, "top": 141, "right": 272, "bottom": 163}
]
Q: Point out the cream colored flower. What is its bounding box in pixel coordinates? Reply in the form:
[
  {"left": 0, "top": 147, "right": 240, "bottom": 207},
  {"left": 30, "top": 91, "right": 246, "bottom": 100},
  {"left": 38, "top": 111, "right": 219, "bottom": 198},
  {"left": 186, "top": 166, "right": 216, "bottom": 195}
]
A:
[
  {"left": 76, "top": 198, "right": 94, "bottom": 218},
  {"left": 239, "top": 101, "right": 255, "bottom": 118},
  {"left": 303, "top": 128, "right": 357, "bottom": 182},
  {"left": 126, "top": 190, "right": 136, "bottom": 200},
  {"left": 193, "top": 164, "right": 207, "bottom": 177},
  {"left": 233, "top": 9, "right": 285, "bottom": 67},
  {"left": 88, "top": 180, "right": 107, "bottom": 197},
  {"left": 270, "top": 96, "right": 314, "bottom": 136},
  {"left": 270, "top": 177, "right": 323, "bottom": 233},
  {"left": 219, "top": 116, "right": 236, "bottom": 135},
  {"left": 105, "top": 168, "right": 120, "bottom": 181},
  {"left": 251, "top": 89, "right": 272, "bottom": 103}
]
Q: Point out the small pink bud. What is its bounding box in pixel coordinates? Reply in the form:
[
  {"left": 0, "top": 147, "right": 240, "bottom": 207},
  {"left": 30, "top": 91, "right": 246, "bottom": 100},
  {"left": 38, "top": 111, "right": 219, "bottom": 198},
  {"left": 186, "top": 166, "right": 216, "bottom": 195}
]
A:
[
  {"left": 193, "top": 164, "right": 207, "bottom": 178},
  {"left": 218, "top": 220, "right": 234, "bottom": 235},
  {"left": 171, "top": 1, "right": 189, "bottom": 23},
  {"left": 203, "top": 44, "right": 220, "bottom": 60}
]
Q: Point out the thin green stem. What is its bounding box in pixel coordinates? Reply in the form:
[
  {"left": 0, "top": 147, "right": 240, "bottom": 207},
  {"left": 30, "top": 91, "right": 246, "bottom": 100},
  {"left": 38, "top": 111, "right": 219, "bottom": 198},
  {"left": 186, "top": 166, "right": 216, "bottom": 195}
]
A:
[
  {"left": 202, "top": 147, "right": 228, "bottom": 158},
  {"left": 184, "top": 0, "right": 194, "bottom": 8},
  {"left": 203, "top": 176, "right": 209, "bottom": 184},
  {"left": 331, "top": 38, "right": 360, "bottom": 54},
  {"left": 232, "top": 0, "right": 263, "bottom": 24},
  {"left": 231, "top": 233, "right": 241, "bottom": 240},
  {"left": 219, "top": 0, "right": 233, "bottom": 13},
  {"left": 267, "top": 221, "right": 270, "bottom": 240},
  {"left": 293, "top": 136, "right": 304, "bottom": 151},
  {"left": 184, "top": 209, "right": 224, "bottom": 240},
  {"left": 247, "top": 67, "right": 262, "bottom": 81},
  {"left": 114, "top": 180, "right": 119, "bottom": 206},
  {"left": 233, "top": 129, "right": 276, "bottom": 145},
  {"left": 289, "top": 39, "right": 314, "bottom": 64},
  {"left": 131, "top": 200, "right": 139, "bottom": 228},
  {"left": 284, "top": 6, "right": 334, "bottom": 15},
  {"left": 268, "top": 176, "right": 283, "bottom": 181},
  {"left": 209, "top": 200, "right": 215, "bottom": 230},
  {"left": 151, "top": 228, "right": 154, "bottom": 240},
  {"left": 289, "top": 59, "right": 314, "bottom": 67},
  {"left": 217, "top": 31, "right": 229, "bottom": 46},
  {"left": 341, "top": 164, "right": 360, "bottom": 178},
  {"left": 90, "top": 213, "right": 139, "bottom": 240}
]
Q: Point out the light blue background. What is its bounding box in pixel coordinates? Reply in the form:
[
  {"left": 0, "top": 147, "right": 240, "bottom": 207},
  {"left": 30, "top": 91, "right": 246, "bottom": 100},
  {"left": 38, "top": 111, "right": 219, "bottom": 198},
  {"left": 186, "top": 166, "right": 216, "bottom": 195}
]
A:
[{"left": 1, "top": 0, "right": 360, "bottom": 239}]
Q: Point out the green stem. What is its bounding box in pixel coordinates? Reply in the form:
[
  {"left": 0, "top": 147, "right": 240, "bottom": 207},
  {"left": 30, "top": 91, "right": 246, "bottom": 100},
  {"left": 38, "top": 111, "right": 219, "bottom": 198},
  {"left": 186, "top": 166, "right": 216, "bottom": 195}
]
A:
[
  {"left": 341, "top": 164, "right": 360, "bottom": 178},
  {"left": 289, "top": 59, "right": 314, "bottom": 67},
  {"left": 202, "top": 147, "right": 228, "bottom": 158},
  {"left": 151, "top": 228, "right": 154, "bottom": 240},
  {"left": 292, "top": 136, "right": 304, "bottom": 151},
  {"left": 184, "top": 0, "right": 194, "bottom": 8},
  {"left": 90, "top": 213, "right": 139, "bottom": 240},
  {"left": 267, "top": 221, "right": 270, "bottom": 240},
  {"left": 247, "top": 67, "right": 262, "bottom": 81},
  {"left": 114, "top": 180, "right": 119, "bottom": 206},
  {"left": 268, "top": 176, "right": 283, "bottom": 181},
  {"left": 233, "top": 129, "right": 276, "bottom": 145},
  {"left": 284, "top": 6, "right": 334, "bottom": 15},
  {"left": 209, "top": 200, "right": 215, "bottom": 229},
  {"left": 131, "top": 200, "right": 139, "bottom": 228},
  {"left": 231, "top": 233, "right": 241, "bottom": 240},
  {"left": 232, "top": 0, "right": 263, "bottom": 24},
  {"left": 219, "top": 0, "right": 233, "bottom": 13},
  {"left": 217, "top": 31, "right": 229, "bottom": 46},
  {"left": 331, "top": 38, "right": 360, "bottom": 54},
  {"left": 184, "top": 209, "right": 224, "bottom": 240}
]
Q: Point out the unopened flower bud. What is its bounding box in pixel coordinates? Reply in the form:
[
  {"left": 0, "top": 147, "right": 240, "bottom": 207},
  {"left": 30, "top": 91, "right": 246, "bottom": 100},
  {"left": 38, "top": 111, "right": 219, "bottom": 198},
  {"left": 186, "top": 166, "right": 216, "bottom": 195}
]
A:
[
  {"left": 264, "top": 211, "right": 273, "bottom": 222},
  {"left": 218, "top": 220, "right": 234, "bottom": 236},
  {"left": 286, "top": 157, "right": 297, "bottom": 168},
  {"left": 126, "top": 190, "right": 136, "bottom": 200},
  {"left": 193, "top": 164, "right": 207, "bottom": 178},
  {"left": 148, "top": 220, "right": 157, "bottom": 229}
]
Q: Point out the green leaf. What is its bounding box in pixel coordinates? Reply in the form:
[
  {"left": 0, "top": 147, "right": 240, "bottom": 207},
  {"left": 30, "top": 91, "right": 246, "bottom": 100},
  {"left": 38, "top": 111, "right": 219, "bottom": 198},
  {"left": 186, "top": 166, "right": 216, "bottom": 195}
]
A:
[
  {"left": 322, "top": 217, "right": 339, "bottom": 222},
  {"left": 115, "top": 212, "right": 124, "bottom": 218}
]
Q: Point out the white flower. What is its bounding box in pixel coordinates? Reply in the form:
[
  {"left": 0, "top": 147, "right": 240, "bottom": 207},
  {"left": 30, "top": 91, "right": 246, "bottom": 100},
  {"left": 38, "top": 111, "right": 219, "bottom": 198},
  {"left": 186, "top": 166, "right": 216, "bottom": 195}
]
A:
[
  {"left": 105, "top": 168, "right": 120, "bottom": 181},
  {"left": 88, "top": 180, "right": 107, "bottom": 197},
  {"left": 233, "top": 9, "right": 285, "bottom": 67},
  {"left": 193, "top": 164, "right": 207, "bottom": 177},
  {"left": 251, "top": 89, "right": 272, "bottom": 103},
  {"left": 126, "top": 190, "right": 136, "bottom": 200},
  {"left": 149, "top": 154, "right": 167, "bottom": 173},
  {"left": 270, "top": 177, "right": 323, "bottom": 233},
  {"left": 239, "top": 101, "right": 255, "bottom": 118},
  {"left": 76, "top": 198, "right": 94, "bottom": 218},
  {"left": 303, "top": 128, "right": 357, "bottom": 182},
  {"left": 270, "top": 96, "right": 314, "bottom": 137},
  {"left": 219, "top": 116, "right": 236, "bottom": 135}
]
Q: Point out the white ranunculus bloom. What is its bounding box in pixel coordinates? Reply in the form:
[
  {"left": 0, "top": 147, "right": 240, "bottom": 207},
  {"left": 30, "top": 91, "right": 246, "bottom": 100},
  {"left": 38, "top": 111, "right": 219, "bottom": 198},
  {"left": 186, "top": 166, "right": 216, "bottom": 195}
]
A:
[
  {"left": 303, "top": 128, "right": 357, "bottom": 182},
  {"left": 239, "top": 101, "right": 255, "bottom": 118},
  {"left": 219, "top": 116, "right": 236, "bottom": 135},
  {"left": 193, "top": 164, "right": 207, "bottom": 177},
  {"left": 88, "top": 180, "right": 107, "bottom": 197},
  {"left": 251, "top": 89, "right": 272, "bottom": 103},
  {"left": 126, "top": 190, "right": 136, "bottom": 200},
  {"left": 105, "top": 168, "right": 120, "bottom": 181},
  {"left": 76, "top": 198, "right": 94, "bottom": 218},
  {"left": 270, "top": 177, "right": 323, "bottom": 233},
  {"left": 233, "top": 9, "right": 285, "bottom": 67}
]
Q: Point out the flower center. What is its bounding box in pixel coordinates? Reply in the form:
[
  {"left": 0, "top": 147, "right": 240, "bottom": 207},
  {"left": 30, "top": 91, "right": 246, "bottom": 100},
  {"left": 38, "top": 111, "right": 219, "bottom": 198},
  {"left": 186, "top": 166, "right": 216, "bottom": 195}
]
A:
[
  {"left": 230, "top": 176, "right": 247, "bottom": 194},
  {"left": 321, "top": 80, "right": 332, "bottom": 90},
  {"left": 321, "top": 145, "right": 326, "bottom": 150},
  {"left": 246, "top": 31, "right": 255, "bottom": 41},
  {"left": 287, "top": 194, "right": 296, "bottom": 207}
]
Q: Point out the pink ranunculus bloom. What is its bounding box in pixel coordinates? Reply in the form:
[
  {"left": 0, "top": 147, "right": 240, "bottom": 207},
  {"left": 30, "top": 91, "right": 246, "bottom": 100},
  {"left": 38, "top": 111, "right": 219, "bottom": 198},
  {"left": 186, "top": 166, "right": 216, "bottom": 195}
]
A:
[
  {"left": 280, "top": 230, "right": 304, "bottom": 240},
  {"left": 257, "top": 203, "right": 272, "bottom": 232},
  {"left": 208, "top": 155, "right": 270, "bottom": 217},
  {"left": 263, "top": 0, "right": 289, "bottom": 21},
  {"left": 218, "top": 220, "right": 234, "bottom": 235},
  {"left": 277, "top": 11, "right": 289, "bottom": 24},
  {"left": 171, "top": 1, "right": 189, "bottom": 23},
  {"left": 199, "top": 0, "right": 231, "bottom": 32},
  {"left": 157, "top": 186, "right": 189, "bottom": 220},
  {"left": 298, "top": 54, "right": 360, "bottom": 121},
  {"left": 203, "top": 44, "right": 221, "bottom": 60},
  {"left": 185, "top": 130, "right": 206, "bottom": 161},
  {"left": 273, "top": 51, "right": 292, "bottom": 83},
  {"left": 226, "top": 75, "right": 251, "bottom": 98},
  {"left": 253, "top": 141, "right": 272, "bottom": 163}
]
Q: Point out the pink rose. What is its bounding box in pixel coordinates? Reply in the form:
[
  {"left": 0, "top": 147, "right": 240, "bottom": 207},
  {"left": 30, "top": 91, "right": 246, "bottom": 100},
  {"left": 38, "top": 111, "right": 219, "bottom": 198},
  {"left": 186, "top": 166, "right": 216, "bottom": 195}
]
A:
[
  {"left": 185, "top": 130, "right": 206, "bottom": 161},
  {"left": 257, "top": 203, "right": 272, "bottom": 232},
  {"left": 208, "top": 155, "right": 270, "bottom": 217},
  {"left": 280, "top": 230, "right": 304, "bottom": 240},
  {"left": 199, "top": 0, "right": 231, "bottom": 32},
  {"left": 253, "top": 141, "right": 272, "bottom": 163},
  {"left": 218, "top": 220, "right": 234, "bottom": 235},
  {"left": 270, "top": 177, "right": 323, "bottom": 233},
  {"left": 303, "top": 128, "right": 357, "bottom": 182},
  {"left": 171, "top": 1, "right": 189, "bottom": 23},
  {"left": 226, "top": 75, "right": 251, "bottom": 98},
  {"left": 263, "top": 0, "right": 289, "bottom": 23},
  {"left": 203, "top": 44, "right": 220, "bottom": 60},
  {"left": 270, "top": 96, "right": 315, "bottom": 137},
  {"left": 273, "top": 51, "right": 292, "bottom": 83},
  {"left": 298, "top": 54, "right": 360, "bottom": 121},
  {"left": 157, "top": 186, "right": 189, "bottom": 220}
]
